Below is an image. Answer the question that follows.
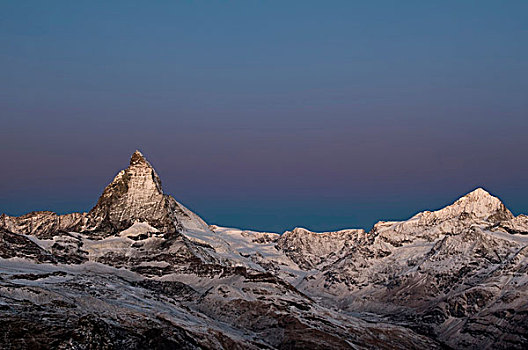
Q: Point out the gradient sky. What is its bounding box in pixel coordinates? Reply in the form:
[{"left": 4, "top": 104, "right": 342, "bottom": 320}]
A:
[{"left": 1, "top": 1, "right": 527, "bottom": 232}]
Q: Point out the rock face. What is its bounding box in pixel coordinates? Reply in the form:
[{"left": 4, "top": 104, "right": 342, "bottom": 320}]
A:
[
  {"left": 1, "top": 151, "right": 527, "bottom": 349},
  {"left": 86, "top": 150, "right": 182, "bottom": 234},
  {"left": 277, "top": 227, "right": 366, "bottom": 269},
  {"left": 0, "top": 211, "right": 86, "bottom": 238}
]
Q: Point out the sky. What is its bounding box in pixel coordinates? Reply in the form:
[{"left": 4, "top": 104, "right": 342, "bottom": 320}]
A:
[{"left": 1, "top": 1, "right": 527, "bottom": 232}]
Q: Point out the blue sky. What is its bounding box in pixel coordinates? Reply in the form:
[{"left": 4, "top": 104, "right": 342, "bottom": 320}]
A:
[{"left": 1, "top": 1, "right": 527, "bottom": 232}]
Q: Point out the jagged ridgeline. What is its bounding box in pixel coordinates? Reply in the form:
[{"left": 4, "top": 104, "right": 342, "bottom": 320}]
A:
[{"left": 1, "top": 151, "right": 527, "bottom": 349}]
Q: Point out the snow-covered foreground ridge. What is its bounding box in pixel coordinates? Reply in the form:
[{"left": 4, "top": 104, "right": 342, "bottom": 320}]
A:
[{"left": 1, "top": 151, "right": 527, "bottom": 349}]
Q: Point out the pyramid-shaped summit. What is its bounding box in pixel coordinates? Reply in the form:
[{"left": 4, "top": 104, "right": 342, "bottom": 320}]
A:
[
  {"left": 86, "top": 150, "right": 181, "bottom": 234},
  {"left": 130, "top": 149, "right": 153, "bottom": 167},
  {"left": 433, "top": 187, "right": 514, "bottom": 223}
]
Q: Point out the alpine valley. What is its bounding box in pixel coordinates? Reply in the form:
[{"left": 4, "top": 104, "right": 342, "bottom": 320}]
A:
[{"left": 1, "top": 151, "right": 527, "bottom": 349}]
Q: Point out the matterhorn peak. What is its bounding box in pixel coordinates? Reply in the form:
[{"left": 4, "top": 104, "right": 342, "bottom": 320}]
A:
[
  {"left": 130, "top": 149, "right": 150, "bottom": 167},
  {"left": 86, "top": 150, "right": 178, "bottom": 234}
]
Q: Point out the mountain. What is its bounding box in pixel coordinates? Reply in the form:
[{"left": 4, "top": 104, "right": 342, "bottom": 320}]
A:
[
  {"left": 86, "top": 149, "right": 182, "bottom": 234},
  {"left": 1, "top": 151, "right": 527, "bottom": 349}
]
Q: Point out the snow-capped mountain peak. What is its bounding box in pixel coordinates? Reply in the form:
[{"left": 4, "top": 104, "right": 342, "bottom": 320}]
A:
[
  {"left": 370, "top": 187, "right": 515, "bottom": 247},
  {"left": 86, "top": 151, "right": 178, "bottom": 233},
  {"left": 432, "top": 187, "right": 513, "bottom": 223},
  {"left": 130, "top": 149, "right": 148, "bottom": 165}
]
